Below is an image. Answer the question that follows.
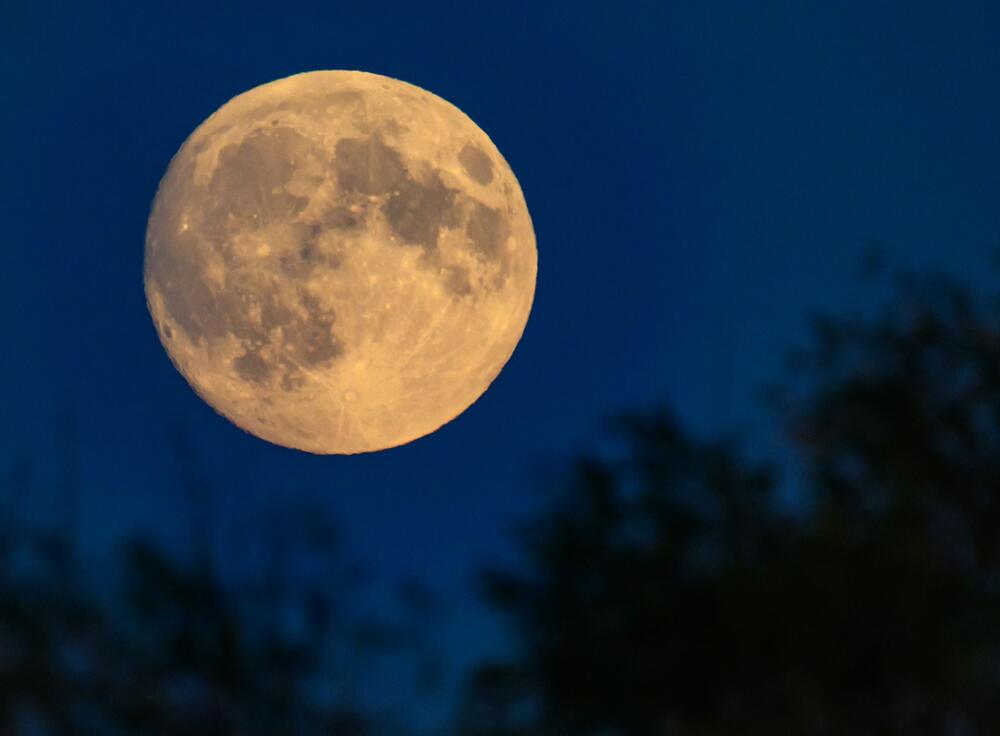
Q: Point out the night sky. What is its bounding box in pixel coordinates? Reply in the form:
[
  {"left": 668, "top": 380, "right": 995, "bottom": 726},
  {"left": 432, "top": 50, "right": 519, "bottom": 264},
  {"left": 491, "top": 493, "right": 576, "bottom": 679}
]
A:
[{"left": 4, "top": 0, "right": 1000, "bottom": 717}]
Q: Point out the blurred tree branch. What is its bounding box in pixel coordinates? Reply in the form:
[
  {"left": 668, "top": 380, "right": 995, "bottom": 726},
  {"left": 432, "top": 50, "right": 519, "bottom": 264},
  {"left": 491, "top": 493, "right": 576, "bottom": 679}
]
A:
[{"left": 461, "top": 267, "right": 1000, "bottom": 735}]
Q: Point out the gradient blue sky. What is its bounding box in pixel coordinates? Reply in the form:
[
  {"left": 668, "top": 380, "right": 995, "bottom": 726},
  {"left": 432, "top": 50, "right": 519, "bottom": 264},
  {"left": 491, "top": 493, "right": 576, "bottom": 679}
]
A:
[{"left": 3, "top": 0, "right": 1000, "bottom": 715}]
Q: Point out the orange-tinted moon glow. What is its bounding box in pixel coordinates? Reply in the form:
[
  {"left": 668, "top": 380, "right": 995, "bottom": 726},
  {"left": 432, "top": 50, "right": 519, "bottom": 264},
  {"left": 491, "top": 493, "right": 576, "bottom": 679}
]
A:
[{"left": 144, "top": 71, "right": 536, "bottom": 454}]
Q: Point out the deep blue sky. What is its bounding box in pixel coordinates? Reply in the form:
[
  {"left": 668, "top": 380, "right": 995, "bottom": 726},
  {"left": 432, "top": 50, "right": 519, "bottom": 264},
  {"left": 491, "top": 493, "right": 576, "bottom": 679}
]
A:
[{"left": 4, "top": 0, "right": 1000, "bottom": 714}]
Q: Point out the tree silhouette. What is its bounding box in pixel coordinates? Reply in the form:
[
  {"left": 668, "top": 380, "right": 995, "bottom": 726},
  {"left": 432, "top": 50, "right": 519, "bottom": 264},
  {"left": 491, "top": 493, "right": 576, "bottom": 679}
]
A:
[
  {"left": 5, "top": 265, "right": 1000, "bottom": 735},
  {"left": 461, "top": 268, "right": 1000, "bottom": 735},
  {"left": 0, "top": 423, "right": 438, "bottom": 735}
]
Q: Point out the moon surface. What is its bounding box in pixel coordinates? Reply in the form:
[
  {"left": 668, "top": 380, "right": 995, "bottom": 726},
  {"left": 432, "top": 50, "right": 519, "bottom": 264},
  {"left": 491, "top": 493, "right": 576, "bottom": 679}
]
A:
[{"left": 144, "top": 71, "right": 536, "bottom": 454}]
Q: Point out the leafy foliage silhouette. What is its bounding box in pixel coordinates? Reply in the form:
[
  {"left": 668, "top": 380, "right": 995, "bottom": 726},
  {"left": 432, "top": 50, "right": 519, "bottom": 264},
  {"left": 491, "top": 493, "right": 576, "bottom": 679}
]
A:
[
  {"left": 0, "top": 426, "right": 438, "bottom": 736},
  {"left": 460, "top": 269, "right": 1000, "bottom": 735},
  {"left": 4, "top": 266, "right": 999, "bottom": 735}
]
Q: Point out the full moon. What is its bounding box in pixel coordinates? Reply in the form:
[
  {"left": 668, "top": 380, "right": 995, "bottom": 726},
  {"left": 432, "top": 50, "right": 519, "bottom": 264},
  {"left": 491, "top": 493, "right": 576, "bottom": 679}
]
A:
[{"left": 144, "top": 71, "right": 536, "bottom": 454}]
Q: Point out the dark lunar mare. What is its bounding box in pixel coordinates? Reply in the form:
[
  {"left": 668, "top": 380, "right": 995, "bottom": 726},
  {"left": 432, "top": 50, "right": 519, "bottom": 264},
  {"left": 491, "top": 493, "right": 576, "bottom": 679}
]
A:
[
  {"left": 383, "top": 174, "right": 462, "bottom": 251},
  {"left": 328, "top": 132, "right": 514, "bottom": 296},
  {"left": 148, "top": 125, "right": 345, "bottom": 391},
  {"left": 149, "top": 121, "right": 517, "bottom": 391},
  {"left": 458, "top": 143, "right": 494, "bottom": 185},
  {"left": 334, "top": 135, "right": 407, "bottom": 196}
]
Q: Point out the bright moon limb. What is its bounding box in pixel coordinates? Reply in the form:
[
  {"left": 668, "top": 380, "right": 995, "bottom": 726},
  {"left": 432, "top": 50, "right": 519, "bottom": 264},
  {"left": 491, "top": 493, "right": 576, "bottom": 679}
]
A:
[{"left": 144, "top": 71, "right": 536, "bottom": 454}]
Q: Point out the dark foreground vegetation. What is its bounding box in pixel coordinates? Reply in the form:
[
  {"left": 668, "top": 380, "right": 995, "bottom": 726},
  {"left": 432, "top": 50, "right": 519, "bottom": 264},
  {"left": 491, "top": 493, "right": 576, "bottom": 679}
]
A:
[{"left": 6, "top": 265, "right": 1000, "bottom": 735}]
